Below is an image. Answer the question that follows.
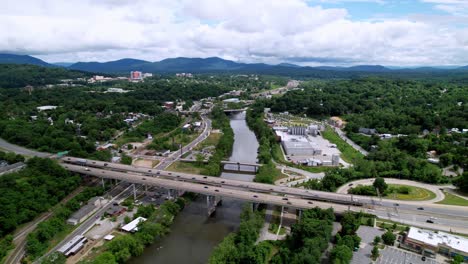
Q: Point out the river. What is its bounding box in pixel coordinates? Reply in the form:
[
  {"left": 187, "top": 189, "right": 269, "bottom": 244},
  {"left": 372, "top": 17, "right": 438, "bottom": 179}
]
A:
[{"left": 130, "top": 111, "right": 259, "bottom": 264}]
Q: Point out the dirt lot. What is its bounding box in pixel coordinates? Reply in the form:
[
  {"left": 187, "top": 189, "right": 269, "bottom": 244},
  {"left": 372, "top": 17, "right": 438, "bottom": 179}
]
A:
[{"left": 132, "top": 158, "right": 159, "bottom": 168}]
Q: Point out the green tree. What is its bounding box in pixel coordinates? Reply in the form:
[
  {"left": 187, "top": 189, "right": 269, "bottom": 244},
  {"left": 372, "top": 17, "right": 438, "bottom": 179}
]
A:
[
  {"left": 330, "top": 245, "right": 353, "bottom": 264},
  {"left": 92, "top": 252, "right": 117, "bottom": 264},
  {"left": 373, "top": 236, "right": 381, "bottom": 245},
  {"left": 371, "top": 245, "right": 379, "bottom": 260},
  {"left": 373, "top": 177, "right": 388, "bottom": 194},
  {"left": 382, "top": 231, "right": 396, "bottom": 246},
  {"left": 451, "top": 254, "right": 464, "bottom": 264}
]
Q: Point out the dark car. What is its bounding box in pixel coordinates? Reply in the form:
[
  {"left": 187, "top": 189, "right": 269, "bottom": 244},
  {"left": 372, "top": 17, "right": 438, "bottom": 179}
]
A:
[
  {"left": 422, "top": 256, "right": 426, "bottom": 261},
  {"left": 348, "top": 183, "right": 354, "bottom": 187},
  {"left": 282, "top": 197, "right": 288, "bottom": 201},
  {"left": 417, "top": 207, "right": 424, "bottom": 210},
  {"left": 394, "top": 203, "right": 399, "bottom": 206},
  {"left": 426, "top": 219, "right": 434, "bottom": 224},
  {"left": 308, "top": 201, "right": 313, "bottom": 204},
  {"left": 253, "top": 195, "right": 258, "bottom": 198}
]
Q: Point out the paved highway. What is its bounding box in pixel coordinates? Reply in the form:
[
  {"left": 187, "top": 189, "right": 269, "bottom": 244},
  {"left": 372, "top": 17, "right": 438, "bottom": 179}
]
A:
[
  {"left": 63, "top": 163, "right": 468, "bottom": 234},
  {"left": 0, "top": 138, "right": 51, "bottom": 158},
  {"left": 62, "top": 157, "right": 468, "bottom": 220},
  {"left": 155, "top": 114, "right": 212, "bottom": 170}
]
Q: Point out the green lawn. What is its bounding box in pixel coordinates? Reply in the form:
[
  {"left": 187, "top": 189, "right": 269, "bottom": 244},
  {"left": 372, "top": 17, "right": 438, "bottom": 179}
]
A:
[
  {"left": 383, "top": 184, "right": 436, "bottom": 201},
  {"left": 321, "top": 127, "right": 364, "bottom": 163},
  {"left": 436, "top": 192, "right": 468, "bottom": 206},
  {"left": 195, "top": 132, "right": 222, "bottom": 150},
  {"left": 167, "top": 161, "right": 204, "bottom": 174}
]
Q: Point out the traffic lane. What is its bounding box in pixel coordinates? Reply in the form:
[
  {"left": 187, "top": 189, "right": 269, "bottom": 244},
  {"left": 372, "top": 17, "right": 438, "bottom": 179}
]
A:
[
  {"left": 65, "top": 164, "right": 359, "bottom": 212},
  {"left": 61, "top": 157, "right": 468, "bottom": 219},
  {"left": 373, "top": 210, "right": 468, "bottom": 234}
]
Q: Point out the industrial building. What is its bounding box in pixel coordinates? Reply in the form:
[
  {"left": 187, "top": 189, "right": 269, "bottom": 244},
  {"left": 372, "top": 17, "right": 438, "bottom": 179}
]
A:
[
  {"left": 66, "top": 197, "right": 100, "bottom": 225},
  {"left": 403, "top": 227, "right": 468, "bottom": 260},
  {"left": 58, "top": 235, "right": 88, "bottom": 257}
]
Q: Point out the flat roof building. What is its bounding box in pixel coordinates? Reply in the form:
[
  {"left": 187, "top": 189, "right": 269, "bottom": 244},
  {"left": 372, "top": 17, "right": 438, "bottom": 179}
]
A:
[
  {"left": 403, "top": 227, "right": 468, "bottom": 260},
  {"left": 121, "top": 216, "right": 147, "bottom": 233}
]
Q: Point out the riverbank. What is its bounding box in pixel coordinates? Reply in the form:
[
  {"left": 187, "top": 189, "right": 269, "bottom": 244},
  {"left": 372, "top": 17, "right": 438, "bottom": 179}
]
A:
[{"left": 130, "top": 111, "right": 260, "bottom": 264}]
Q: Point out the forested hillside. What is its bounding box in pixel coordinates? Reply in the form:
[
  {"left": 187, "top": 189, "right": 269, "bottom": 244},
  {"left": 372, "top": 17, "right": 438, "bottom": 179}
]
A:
[{"left": 0, "top": 64, "right": 90, "bottom": 88}]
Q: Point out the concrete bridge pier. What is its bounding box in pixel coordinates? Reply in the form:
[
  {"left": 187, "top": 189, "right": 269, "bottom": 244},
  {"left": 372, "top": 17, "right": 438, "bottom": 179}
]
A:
[
  {"left": 206, "top": 195, "right": 222, "bottom": 216},
  {"left": 297, "top": 209, "right": 303, "bottom": 222},
  {"left": 252, "top": 202, "right": 260, "bottom": 211}
]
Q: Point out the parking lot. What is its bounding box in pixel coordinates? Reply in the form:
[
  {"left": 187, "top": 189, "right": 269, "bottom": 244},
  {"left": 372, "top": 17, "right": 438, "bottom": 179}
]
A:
[{"left": 377, "top": 247, "right": 439, "bottom": 264}]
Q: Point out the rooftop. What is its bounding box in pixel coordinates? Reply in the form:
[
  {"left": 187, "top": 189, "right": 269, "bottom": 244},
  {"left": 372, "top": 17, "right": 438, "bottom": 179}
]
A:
[
  {"left": 407, "top": 227, "right": 468, "bottom": 254},
  {"left": 121, "top": 216, "right": 147, "bottom": 232}
]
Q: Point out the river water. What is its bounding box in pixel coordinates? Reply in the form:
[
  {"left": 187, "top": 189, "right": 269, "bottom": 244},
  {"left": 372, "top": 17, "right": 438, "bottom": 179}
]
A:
[{"left": 130, "top": 111, "right": 259, "bottom": 264}]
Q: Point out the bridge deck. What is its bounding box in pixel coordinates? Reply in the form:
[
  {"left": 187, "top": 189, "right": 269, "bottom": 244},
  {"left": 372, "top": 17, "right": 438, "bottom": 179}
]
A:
[{"left": 65, "top": 163, "right": 355, "bottom": 212}]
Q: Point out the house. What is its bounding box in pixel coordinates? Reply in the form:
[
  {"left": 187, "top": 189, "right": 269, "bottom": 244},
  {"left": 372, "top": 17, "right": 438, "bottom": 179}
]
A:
[
  {"left": 358, "top": 128, "right": 377, "bottom": 135},
  {"left": 106, "top": 205, "right": 126, "bottom": 217}
]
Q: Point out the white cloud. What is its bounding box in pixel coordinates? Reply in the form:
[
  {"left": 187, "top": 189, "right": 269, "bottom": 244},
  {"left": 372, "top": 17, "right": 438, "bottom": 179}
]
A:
[
  {"left": 421, "top": 0, "right": 468, "bottom": 16},
  {"left": 0, "top": 0, "right": 467, "bottom": 66}
]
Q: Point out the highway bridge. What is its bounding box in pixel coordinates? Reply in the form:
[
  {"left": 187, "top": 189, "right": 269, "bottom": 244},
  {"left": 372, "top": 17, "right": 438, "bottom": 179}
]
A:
[
  {"left": 62, "top": 157, "right": 468, "bottom": 229},
  {"left": 63, "top": 163, "right": 362, "bottom": 213}
]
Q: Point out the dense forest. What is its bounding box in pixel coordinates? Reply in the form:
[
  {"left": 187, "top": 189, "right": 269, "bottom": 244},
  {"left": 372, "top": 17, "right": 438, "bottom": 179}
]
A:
[
  {"left": 270, "top": 208, "right": 335, "bottom": 263},
  {"left": 269, "top": 78, "right": 467, "bottom": 133},
  {"left": 0, "top": 64, "right": 90, "bottom": 88},
  {"left": 0, "top": 158, "right": 81, "bottom": 261},
  {"left": 0, "top": 74, "right": 274, "bottom": 160}
]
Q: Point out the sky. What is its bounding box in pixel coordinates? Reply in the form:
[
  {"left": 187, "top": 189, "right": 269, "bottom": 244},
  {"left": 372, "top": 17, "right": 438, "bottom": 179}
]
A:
[{"left": 1, "top": 0, "right": 468, "bottom": 66}]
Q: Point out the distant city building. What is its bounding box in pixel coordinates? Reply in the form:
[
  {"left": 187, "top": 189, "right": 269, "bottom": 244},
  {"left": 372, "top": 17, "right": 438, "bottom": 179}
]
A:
[
  {"left": 164, "top": 101, "right": 175, "bottom": 109},
  {"left": 222, "top": 98, "right": 240, "bottom": 103},
  {"left": 130, "top": 71, "right": 143, "bottom": 81},
  {"left": 142, "top": 73, "right": 153, "bottom": 78},
  {"left": 107, "top": 87, "right": 129, "bottom": 93},
  {"left": 176, "top": 73, "right": 193, "bottom": 78},
  {"left": 37, "top": 105, "right": 57, "bottom": 111}
]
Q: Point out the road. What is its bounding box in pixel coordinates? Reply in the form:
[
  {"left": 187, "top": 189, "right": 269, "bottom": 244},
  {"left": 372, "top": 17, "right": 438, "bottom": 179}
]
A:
[
  {"left": 332, "top": 126, "right": 369, "bottom": 156},
  {"left": 0, "top": 138, "right": 51, "bottom": 158},
  {"left": 63, "top": 162, "right": 468, "bottom": 234},
  {"left": 36, "top": 184, "right": 135, "bottom": 263},
  {"left": 155, "top": 114, "right": 212, "bottom": 170},
  {"left": 336, "top": 178, "right": 450, "bottom": 204}
]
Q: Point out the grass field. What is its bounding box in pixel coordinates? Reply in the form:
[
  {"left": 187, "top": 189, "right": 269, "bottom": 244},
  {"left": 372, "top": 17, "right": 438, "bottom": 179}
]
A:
[
  {"left": 321, "top": 127, "right": 364, "bottom": 163},
  {"left": 436, "top": 192, "right": 468, "bottom": 206},
  {"left": 195, "top": 132, "right": 222, "bottom": 150},
  {"left": 167, "top": 161, "right": 204, "bottom": 174},
  {"left": 383, "top": 184, "right": 436, "bottom": 201}
]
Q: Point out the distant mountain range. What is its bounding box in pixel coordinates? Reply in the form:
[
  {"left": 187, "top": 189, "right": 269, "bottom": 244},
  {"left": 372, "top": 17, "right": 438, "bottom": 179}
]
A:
[
  {"left": 0, "top": 54, "right": 52, "bottom": 67},
  {"left": 1, "top": 53, "right": 467, "bottom": 76}
]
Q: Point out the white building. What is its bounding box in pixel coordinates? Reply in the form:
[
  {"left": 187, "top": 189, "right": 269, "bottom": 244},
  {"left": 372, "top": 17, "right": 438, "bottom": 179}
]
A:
[
  {"left": 121, "top": 217, "right": 147, "bottom": 233},
  {"left": 404, "top": 227, "right": 468, "bottom": 260},
  {"left": 37, "top": 105, "right": 57, "bottom": 111}
]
